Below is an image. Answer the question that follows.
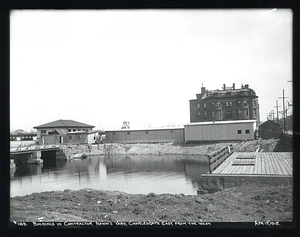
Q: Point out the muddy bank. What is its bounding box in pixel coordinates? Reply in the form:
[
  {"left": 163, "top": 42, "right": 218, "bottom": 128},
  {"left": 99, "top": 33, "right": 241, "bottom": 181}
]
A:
[{"left": 10, "top": 184, "right": 292, "bottom": 223}]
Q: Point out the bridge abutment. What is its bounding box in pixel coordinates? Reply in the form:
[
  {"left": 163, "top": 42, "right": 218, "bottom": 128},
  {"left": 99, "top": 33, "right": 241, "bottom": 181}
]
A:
[{"left": 10, "top": 152, "right": 43, "bottom": 165}]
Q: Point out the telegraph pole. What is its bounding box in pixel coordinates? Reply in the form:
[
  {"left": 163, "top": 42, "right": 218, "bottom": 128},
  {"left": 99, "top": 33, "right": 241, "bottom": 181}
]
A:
[
  {"left": 273, "top": 100, "right": 281, "bottom": 123},
  {"left": 278, "top": 89, "right": 289, "bottom": 132},
  {"left": 269, "top": 110, "right": 275, "bottom": 121}
]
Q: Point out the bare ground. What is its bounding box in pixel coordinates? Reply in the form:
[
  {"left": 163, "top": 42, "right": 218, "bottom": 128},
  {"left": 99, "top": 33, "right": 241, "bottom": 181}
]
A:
[{"left": 10, "top": 184, "right": 292, "bottom": 223}]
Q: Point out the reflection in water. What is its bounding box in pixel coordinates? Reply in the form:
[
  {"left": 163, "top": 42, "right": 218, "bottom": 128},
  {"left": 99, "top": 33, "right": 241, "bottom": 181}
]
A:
[{"left": 10, "top": 155, "right": 209, "bottom": 197}]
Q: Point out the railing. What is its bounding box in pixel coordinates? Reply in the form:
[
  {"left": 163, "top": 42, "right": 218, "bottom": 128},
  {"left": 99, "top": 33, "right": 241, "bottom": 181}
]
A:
[
  {"left": 207, "top": 144, "right": 233, "bottom": 174},
  {"left": 13, "top": 144, "right": 62, "bottom": 152},
  {"left": 12, "top": 142, "right": 97, "bottom": 153}
]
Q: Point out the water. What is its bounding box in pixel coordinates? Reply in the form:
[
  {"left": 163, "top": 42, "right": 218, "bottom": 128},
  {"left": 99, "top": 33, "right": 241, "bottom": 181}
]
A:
[{"left": 10, "top": 155, "right": 209, "bottom": 197}]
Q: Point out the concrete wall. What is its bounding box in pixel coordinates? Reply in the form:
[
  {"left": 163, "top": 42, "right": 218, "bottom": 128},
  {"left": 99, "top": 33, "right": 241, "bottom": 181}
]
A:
[
  {"left": 65, "top": 132, "right": 99, "bottom": 144},
  {"left": 43, "top": 134, "right": 61, "bottom": 144}
]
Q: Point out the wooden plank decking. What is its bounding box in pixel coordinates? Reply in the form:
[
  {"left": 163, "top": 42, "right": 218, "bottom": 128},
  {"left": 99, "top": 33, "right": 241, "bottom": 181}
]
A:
[{"left": 212, "top": 152, "right": 292, "bottom": 176}]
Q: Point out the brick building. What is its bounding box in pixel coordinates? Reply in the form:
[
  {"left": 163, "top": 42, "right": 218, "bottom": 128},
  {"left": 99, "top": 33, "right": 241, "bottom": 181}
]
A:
[{"left": 189, "top": 83, "right": 259, "bottom": 123}]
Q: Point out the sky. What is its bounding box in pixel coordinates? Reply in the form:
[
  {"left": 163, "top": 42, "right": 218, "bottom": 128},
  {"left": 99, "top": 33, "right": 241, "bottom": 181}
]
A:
[{"left": 10, "top": 9, "right": 293, "bottom": 132}]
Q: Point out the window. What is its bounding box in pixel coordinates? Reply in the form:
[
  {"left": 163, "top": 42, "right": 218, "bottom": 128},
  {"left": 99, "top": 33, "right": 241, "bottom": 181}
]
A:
[
  {"left": 243, "top": 109, "right": 248, "bottom": 116},
  {"left": 204, "top": 103, "right": 206, "bottom": 108},
  {"left": 244, "top": 100, "right": 247, "bottom": 105},
  {"left": 212, "top": 111, "right": 215, "bottom": 117},
  {"left": 211, "top": 102, "right": 214, "bottom": 107},
  {"left": 216, "top": 103, "right": 220, "bottom": 107},
  {"left": 68, "top": 129, "right": 71, "bottom": 132},
  {"left": 127, "top": 132, "right": 130, "bottom": 135},
  {"left": 238, "top": 101, "right": 241, "bottom": 106},
  {"left": 238, "top": 109, "right": 241, "bottom": 114},
  {"left": 245, "top": 130, "right": 250, "bottom": 134},
  {"left": 229, "top": 102, "right": 232, "bottom": 106},
  {"left": 41, "top": 130, "right": 46, "bottom": 134},
  {"left": 197, "top": 112, "right": 200, "bottom": 116},
  {"left": 238, "top": 130, "right": 242, "bottom": 134},
  {"left": 226, "top": 102, "right": 229, "bottom": 107},
  {"left": 69, "top": 135, "right": 72, "bottom": 139},
  {"left": 216, "top": 110, "right": 221, "bottom": 118},
  {"left": 204, "top": 112, "right": 207, "bottom": 117},
  {"left": 197, "top": 103, "right": 200, "bottom": 108},
  {"left": 73, "top": 129, "right": 76, "bottom": 132},
  {"left": 254, "top": 100, "right": 257, "bottom": 106},
  {"left": 253, "top": 109, "right": 257, "bottom": 117}
]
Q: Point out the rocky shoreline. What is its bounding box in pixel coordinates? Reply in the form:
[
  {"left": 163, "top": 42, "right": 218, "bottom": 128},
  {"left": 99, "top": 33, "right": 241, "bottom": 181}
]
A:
[{"left": 62, "top": 139, "right": 280, "bottom": 159}]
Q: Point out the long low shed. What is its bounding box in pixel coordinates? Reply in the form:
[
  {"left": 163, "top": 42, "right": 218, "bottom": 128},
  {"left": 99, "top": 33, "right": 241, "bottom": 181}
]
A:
[
  {"left": 184, "top": 120, "right": 257, "bottom": 142},
  {"left": 105, "top": 127, "right": 185, "bottom": 144}
]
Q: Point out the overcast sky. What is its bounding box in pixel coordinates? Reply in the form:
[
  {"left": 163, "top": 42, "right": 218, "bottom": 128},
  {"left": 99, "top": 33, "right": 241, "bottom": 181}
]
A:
[{"left": 10, "top": 9, "right": 293, "bottom": 132}]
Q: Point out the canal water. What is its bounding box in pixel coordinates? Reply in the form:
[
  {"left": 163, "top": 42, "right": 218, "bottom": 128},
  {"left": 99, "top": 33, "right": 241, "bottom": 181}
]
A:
[{"left": 10, "top": 155, "right": 209, "bottom": 197}]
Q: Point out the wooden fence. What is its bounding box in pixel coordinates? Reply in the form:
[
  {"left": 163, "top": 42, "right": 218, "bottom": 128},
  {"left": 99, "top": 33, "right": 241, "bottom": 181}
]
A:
[{"left": 207, "top": 144, "right": 233, "bottom": 174}]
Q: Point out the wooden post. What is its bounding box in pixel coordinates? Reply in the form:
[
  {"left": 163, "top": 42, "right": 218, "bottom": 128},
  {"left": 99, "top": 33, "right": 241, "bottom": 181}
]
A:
[{"left": 207, "top": 154, "right": 212, "bottom": 174}]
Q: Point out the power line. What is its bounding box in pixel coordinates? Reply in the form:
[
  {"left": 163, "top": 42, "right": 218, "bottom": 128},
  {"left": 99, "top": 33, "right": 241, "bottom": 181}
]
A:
[{"left": 278, "top": 89, "right": 289, "bottom": 132}]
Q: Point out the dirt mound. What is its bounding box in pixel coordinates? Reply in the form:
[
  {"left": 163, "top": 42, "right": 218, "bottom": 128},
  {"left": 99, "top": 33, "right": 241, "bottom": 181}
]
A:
[{"left": 10, "top": 184, "right": 292, "bottom": 223}]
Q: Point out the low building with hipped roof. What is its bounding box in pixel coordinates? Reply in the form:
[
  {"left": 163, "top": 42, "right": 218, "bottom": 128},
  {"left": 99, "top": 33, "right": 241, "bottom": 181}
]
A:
[{"left": 33, "top": 119, "right": 104, "bottom": 145}]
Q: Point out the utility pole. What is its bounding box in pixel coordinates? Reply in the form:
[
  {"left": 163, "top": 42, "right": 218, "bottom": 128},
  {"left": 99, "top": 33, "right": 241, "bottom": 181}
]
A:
[
  {"left": 278, "top": 89, "right": 289, "bottom": 133},
  {"left": 273, "top": 100, "right": 281, "bottom": 123},
  {"left": 269, "top": 110, "right": 275, "bottom": 121}
]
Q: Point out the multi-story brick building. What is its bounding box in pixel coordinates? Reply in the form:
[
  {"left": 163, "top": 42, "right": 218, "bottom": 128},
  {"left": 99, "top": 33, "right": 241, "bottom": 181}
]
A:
[{"left": 189, "top": 83, "right": 259, "bottom": 123}]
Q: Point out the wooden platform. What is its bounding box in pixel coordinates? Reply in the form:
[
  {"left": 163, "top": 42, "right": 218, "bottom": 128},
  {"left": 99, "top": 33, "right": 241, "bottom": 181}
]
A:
[
  {"left": 199, "top": 152, "right": 293, "bottom": 192},
  {"left": 212, "top": 152, "right": 292, "bottom": 176}
]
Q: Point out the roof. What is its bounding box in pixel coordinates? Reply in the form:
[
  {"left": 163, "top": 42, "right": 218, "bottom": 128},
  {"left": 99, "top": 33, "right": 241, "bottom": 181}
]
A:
[
  {"left": 34, "top": 119, "right": 95, "bottom": 129},
  {"left": 10, "top": 133, "right": 37, "bottom": 137},
  {"left": 195, "top": 88, "right": 257, "bottom": 100},
  {"left": 258, "top": 120, "right": 281, "bottom": 127},
  {"left": 105, "top": 126, "right": 184, "bottom": 132},
  {"left": 184, "top": 120, "right": 257, "bottom": 126},
  {"left": 69, "top": 130, "right": 105, "bottom": 135}
]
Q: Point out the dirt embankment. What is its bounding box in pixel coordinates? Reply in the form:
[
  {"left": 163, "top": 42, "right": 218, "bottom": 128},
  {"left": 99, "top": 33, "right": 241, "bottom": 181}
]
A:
[
  {"left": 63, "top": 139, "right": 280, "bottom": 159},
  {"left": 234, "top": 139, "right": 280, "bottom": 152},
  {"left": 10, "top": 184, "right": 292, "bottom": 223}
]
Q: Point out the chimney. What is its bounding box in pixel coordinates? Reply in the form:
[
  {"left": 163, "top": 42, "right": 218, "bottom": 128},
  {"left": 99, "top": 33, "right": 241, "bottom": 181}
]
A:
[
  {"left": 241, "top": 84, "right": 243, "bottom": 89},
  {"left": 233, "top": 83, "right": 235, "bottom": 90},
  {"left": 201, "top": 86, "right": 206, "bottom": 95},
  {"left": 223, "top": 84, "right": 226, "bottom": 90},
  {"left": 245, "top": 84, "right": 249, "bottom": 89}
]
